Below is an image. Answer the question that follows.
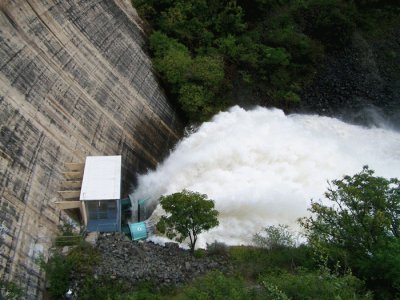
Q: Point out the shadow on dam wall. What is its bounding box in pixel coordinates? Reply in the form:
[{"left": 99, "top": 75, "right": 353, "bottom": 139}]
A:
[{"left": 0, "top": 0, "right": 183, "bottom": 297}]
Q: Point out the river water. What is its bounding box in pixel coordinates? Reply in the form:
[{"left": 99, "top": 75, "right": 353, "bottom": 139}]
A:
[{"left": 131, "top": 106, "right": 400, "bottom": 247}]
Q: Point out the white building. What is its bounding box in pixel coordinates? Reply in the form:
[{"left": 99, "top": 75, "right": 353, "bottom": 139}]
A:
[{"left": 57, "top": 155, "right": 122, "bottom": 232}]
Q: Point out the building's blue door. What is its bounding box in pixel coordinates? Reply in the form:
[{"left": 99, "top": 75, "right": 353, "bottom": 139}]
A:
[{"left": 87, "top": 200, "right": 118, "bottom": 232}]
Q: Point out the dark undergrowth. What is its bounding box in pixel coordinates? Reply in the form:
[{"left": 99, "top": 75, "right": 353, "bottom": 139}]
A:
[{"left": 39, "top": 242, "right": 372, "bottom": 300}]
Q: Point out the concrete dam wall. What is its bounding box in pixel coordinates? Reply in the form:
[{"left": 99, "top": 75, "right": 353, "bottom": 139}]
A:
[{"left": 0, "top": 0, "right": 182, "bottom": 298}]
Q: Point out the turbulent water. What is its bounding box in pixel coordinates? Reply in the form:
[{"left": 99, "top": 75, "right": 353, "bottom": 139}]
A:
[{"left": 131, "top": 106, "right": 400, "bottom": 247}]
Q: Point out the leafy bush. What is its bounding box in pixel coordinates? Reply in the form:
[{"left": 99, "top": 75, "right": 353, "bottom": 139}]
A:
[
  {"left": 0, "top": 280, "right": 23, "bottom": 300},
  {"left": 150, "top": 32, "right": 225, "bottom": 121},
  {"left": 178, "top": 83, "right": 218, "bottom": 121},
  {"left": 229, "top": 244, "right": 315, "bottom": 281},
  {"left": 260, "top": 269, "right": 372, "bottom": 300},
  {"left": 190, "top": 56, "right": 224, "bottom": 88},
  {"left": 263, "top": 282, "right": 291, "bottom": 300},
  {"left": 252, "top": 224, "right": 296, "bottom": 250},
  {"left": 40, "top": 254, "right": 72, "bottom": 299},
  {"left": 178, "top": 271, "right": 249, "bottom": 300},
  {"left": 40, "top": 241, "right": 100, "bottom": 299},
  {"left": 193, "top": 248, "right": 207, "bottom": 259},
  {"left": 67, "top": 241, "right": 100, "bottom": 273},
  {"left": 78, "top": 277, "right": 135, "bottom": 300},
  {"left": 150, "top": 32, "right": 192, "bottom": 87},
  {"left": 301, "top": 166, "right": 400, "bottom": 298}
]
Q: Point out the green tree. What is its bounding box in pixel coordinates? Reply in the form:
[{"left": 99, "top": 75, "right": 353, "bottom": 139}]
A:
[
  {"left": 149, "top": 31, "right": 189, "bottom": 58},
  {"left": 150, "top": 31, "right": 225, "bottom": 121},
  {"left": 157, "top": 190, "right": 219, "bottom": 253},
  {"left": 150, "top": 32, "right": 192, "bottom": 88},
  {"left": 190, "top": 56, "right": 224, "bottom": 88},
  {"left": 252, "top": 224, "right": 296, "bottom": 250},
  {"left": 178, "top": 83, "right": 213, "bottom": 121},
  {"left": 300, "top": 166, "right": 400, "bottom": 298}
]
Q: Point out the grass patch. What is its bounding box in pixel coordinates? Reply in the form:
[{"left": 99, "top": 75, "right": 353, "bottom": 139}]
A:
[
  {"left": 260, "top": 268, "right": 372, "bottom": 300},
  {"left": 229, "top": 245, "right": 315, "bottom": 281}
]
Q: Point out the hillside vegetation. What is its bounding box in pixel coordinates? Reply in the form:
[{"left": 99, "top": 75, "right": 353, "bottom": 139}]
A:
[
  {"left": 35, "top": 168, "right": 400, "bottom": 299},
  {"left": 132, "top": 0, "right": 399, "bottom": 122}
]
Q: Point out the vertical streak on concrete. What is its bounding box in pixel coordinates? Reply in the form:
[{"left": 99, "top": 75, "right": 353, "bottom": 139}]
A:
[{"left": 0, "top": 0, "right": 183, "bottom": 298}]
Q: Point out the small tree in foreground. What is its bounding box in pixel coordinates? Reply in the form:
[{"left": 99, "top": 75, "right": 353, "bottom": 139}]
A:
[
  {"left": 156, "top": 190, "right": 219, "bottom": 253},
  {"left": 300, "top": 166, "right": 400, "bottom": 298}
]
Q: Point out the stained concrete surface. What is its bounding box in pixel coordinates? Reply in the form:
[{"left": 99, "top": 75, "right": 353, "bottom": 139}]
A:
[{"left": 0, "top": 1, "right": 182, "bottom": 298}]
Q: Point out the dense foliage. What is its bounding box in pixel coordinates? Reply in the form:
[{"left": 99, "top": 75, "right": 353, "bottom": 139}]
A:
[
  {"left": 0, "top": 280, "right": 23, "bottom": 300},
  {"left": 157, "top": 190, "right": 219, "bottom": 253},
  {"left": 40, "top": 169, "right": 399, "bottom": 299},
  {"left": 252, "top": 224, "right": 296, "bottom": 250},
  {"left": 39, "top": 241, "right": 100, "bottom": 299},
  {"left": 260, "top": 269, "right": 371, "bottom": 300},
  {"left": 301, "top": 166, "right": 400, "bottom": 299},
  {"left": 132, "top": 0, "right": 399, "bottom": 122}
]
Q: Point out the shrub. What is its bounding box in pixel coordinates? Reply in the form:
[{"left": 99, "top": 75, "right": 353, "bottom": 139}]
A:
[
  {"left": 193, "top": 248, "right": 207, "bottom": 259},
  {"left": 40, "top": 241, "right": 100, "bottom": 299},
  {"left": 206, "top": 241, "right": 229, "bottom": 257},
  {"left": 178, "top": 83, "right": 212, "bottom": 121},
  {"left": 40, "top": 254, "right": 72, "bottom": 299},
  {"left": 0, "top": 280, "right": 23, "bottom": 300},
  {"left": 66, "top": 241, "right": 100, "bottom": 273},
  {"left": 150, "top": 31, "right": 226, "bottom": 122},
  {"left": 252, "top": 224, "right": 296, "bottom": 250},
  {"left": 78, "top": 277, "right": 132, "bottom": 300},
  {"left": 301, "top": 166, "right": 400, "bottom": 298},
  {"left": 260, "top": 269, "right": 372, "bottom": 300},
  {"left": 153, "top": 44, "right": 192, "bottom": 87},
  {"left": 190, "top": 56, "right": 224, "bottom": 89},
  {"left": 229, "top": 244, "right": 316, "bottom": 281},
  {"left": 178, "top": 271, "right": 249, "bottom": 300},
  {"left": 263, "top": 283, "right": 291, "bottom": 300}
]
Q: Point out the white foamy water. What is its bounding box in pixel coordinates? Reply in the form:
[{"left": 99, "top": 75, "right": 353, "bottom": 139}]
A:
[{"left": 132, "top": 106, "right": 400, "bottom": 248}]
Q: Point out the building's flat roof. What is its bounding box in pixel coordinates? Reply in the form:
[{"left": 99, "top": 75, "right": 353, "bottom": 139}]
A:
[{"left": 80, "top": 156, "right": 121, "bottom": 201}]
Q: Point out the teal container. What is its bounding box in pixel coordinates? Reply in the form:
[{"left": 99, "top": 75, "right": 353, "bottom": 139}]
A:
[
  {"left": 121, "top": 198, "right": 132, "bottom": 210},
  {"left": 129, "top": 222, "right": 147, "bottom": 241}
]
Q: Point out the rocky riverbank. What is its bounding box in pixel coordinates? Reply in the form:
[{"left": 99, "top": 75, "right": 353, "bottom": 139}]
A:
[{"left": 92, "top": 233, "right": 231, "bottom": 287}]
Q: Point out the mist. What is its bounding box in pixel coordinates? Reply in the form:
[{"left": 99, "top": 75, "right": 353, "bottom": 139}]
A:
[{"left": 131, "top": 106, "right": 400, "bottom": 247}]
